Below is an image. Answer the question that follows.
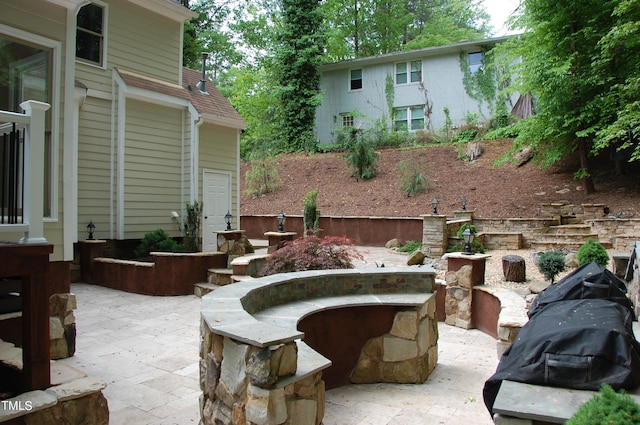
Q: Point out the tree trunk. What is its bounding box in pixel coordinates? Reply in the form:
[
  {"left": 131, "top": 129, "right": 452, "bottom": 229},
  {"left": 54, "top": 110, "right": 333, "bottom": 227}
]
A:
[
  {"left": 502, "top": 255, "right": 526, "bottom": 282},
  {"left": 578, "top": 138, "right": 595, "bottom": 194}
]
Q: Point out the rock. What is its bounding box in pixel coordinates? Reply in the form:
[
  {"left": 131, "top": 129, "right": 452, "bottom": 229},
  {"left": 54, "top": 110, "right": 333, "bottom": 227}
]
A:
[
  {"left": 515, "top": 146, "right": 534, "bottom": 167},
  {"left": 383, "top": 336, "right": 418, "bottom": 362},
  {"left": 565, "top": 252, "right": 578, "bottom": 268},
  {"left": 444, "top": 271, "right": 458, "bottom": 286},
  {"left": 385, "top": 238, "right": 402, "bottom": 249},
  {"left": 245, "top": 386, "right": 287, "bottom": 425},
  {"left": 246, "top": 347, "right": 278, "bottom": 388},
  {"left": 455, "top": 265, "right": 473, "bottom": 288},
  {"left": 390, "top": 311, "right": 418, "bottom": 340},
  {"left": 407, "top": 250, "right": 425, "bottom": 266},
  {"left": 529, "top": 280, "right": 551, "bottom": 294}
]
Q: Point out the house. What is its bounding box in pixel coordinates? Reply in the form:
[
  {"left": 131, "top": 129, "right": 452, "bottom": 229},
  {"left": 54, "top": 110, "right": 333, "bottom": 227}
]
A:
[
  {"left": 0, "top": 0, "right": 246, "bottom": 270},
  {"left": 314, "top": 36, "right": 515, "bottom": 145}
]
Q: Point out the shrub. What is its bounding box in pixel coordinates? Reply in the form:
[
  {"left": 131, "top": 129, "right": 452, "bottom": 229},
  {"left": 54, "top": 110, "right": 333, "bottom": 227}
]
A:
[
  {"left": 536, "top": 251, "right": 566, "bottom": 283},
  {"left": 566, "top": 384, "right": 640, "bottom": 425},
  {"left": 577, "top": 238, "right": 610, "bottom": 267},
  {"left": 134, "top": 229, "right": 184, "bottom": 260},
  {"left": 245, "top": 155, "right": 282, "bottom": 196},
  {"left": 398, "top": 240, "right": 422, "bottom": 254},
  {"left": 344, "top": 130, "right": 379, "bottom": 180},
  {"left": 259, "top": 235, "right": 364, "bottom": 276},
  {"left": 449, "top": 223, "right": 485, "bottom": 254},
  {"left": 303, "top": 189, "right": 320, "bottom": 234},
  {"left": 181, "top": 200, "right": 202, "bottom": 252},
  {"left": 397, "top": 155, "right": 430, "bottom": 196}
]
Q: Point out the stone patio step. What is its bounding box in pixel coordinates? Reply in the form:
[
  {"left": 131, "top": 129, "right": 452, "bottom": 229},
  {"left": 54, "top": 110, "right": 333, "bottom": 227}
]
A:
[
  {"left": 207, "top": 268, "right": 233, "bottom": 286},
  {"left": 194, "top": 282, "right": 220, "bottom": 298}
]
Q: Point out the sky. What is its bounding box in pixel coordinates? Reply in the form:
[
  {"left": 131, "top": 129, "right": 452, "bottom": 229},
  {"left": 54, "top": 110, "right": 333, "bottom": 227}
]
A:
[{"left": 483, "top": 0, "right": 521, "bottom": 36}]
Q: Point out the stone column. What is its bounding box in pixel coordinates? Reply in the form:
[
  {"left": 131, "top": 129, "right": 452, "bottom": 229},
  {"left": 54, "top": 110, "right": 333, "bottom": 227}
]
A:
[
  {"left": 442, "top": 253, "right": 491, "bottom": 330},
  {"left": 264, "top": 231, "right": 297, "bottom": 253},
  {"left": 421, "top": 215, "right": 447, "bottom": 258}
]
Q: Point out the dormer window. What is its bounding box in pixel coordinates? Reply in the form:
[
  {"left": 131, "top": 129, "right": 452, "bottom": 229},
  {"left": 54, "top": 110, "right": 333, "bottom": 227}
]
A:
[{"left": 76, "top": 3, "right": 105, "bottom": 65}]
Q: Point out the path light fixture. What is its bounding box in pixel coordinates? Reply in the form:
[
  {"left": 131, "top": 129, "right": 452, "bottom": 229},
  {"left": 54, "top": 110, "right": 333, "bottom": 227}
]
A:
[
  {"left": 432, "top": 198, "right": 439, "bottom": 215},
  {"left": 224, "top": 211, "right": 233, "bottom": 231},
  {"left": 461, "top": 196, "right": 467, "bottom": 211},
  {"left": 87, "top": 220, "right": 96, "bottom": 240},
  {"left": 462, "top": 227, "right": 475, "bottom": 255},
  {"left": 277, "top": 211, "right": 286, "bottom": 232}
]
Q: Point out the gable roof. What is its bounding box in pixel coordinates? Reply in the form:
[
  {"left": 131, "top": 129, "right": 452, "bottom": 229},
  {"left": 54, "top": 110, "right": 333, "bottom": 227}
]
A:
[
  {"left": 115, "top": 67, "right": 246, "bottom": 129},
  {"left": 319, "top": 36, "right": 512, "bottom": 72}
]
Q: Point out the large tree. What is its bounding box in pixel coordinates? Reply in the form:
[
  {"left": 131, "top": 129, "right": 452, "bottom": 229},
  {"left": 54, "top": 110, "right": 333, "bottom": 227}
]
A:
[
  {"left": 505, "top": 0, "right": 623, "bottom": 193},
  {"left": 276, "top": 0, "right": 325, "bottom": 152}
]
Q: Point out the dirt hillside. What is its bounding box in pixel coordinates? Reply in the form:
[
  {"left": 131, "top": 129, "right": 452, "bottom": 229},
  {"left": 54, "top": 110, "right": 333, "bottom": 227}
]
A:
[{"left": 240, "top": 139, "right": 640, "bottom": 219}]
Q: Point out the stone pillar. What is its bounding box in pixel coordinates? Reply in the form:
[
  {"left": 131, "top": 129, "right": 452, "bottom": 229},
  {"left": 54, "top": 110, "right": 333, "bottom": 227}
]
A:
[
  {"left": 78, "top": 240, "right": 106, "bottom": 284},
  {"left": 216, "top": 230, "right": 246, "bottom": 250},
  {"left": 453, "top": 210, "right": 474, "bottom": 221},
  {"left": 264, "top": 231, "right": 297, "bottom": 253},
  {"left": 442, "top": 253, "right": 491, "bottom": 330},
  {"left": 421, "top": 215, "right": 447, "bottom": 258},
  {"left": 49, "top": 293, "right": 77, "bottom": 359}
]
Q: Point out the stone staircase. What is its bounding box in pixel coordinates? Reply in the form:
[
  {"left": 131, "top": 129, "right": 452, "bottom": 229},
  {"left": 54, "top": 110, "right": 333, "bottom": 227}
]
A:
[
  {"left": 194, "top": 240, "right": 269, "bottom": 297},
  {"left": 532, "top": 223, "right": 607, "bottom": 251}
]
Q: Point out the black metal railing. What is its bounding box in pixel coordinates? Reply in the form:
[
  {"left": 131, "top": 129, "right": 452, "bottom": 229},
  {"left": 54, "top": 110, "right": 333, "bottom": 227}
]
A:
[{"left": 0, "top": 123, "right": 24, "bottom": 224}]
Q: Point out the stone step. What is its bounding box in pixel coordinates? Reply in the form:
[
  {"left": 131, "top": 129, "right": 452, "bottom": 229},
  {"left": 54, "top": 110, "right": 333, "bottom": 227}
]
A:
[
  {"left": 231, "top": 275, "right": 254, "bottom": 283},
  {"left": 207, "top": 268, "right": 233, "bottom": 286},
  {"left": 194, "top": 282, "right": 220, "bottom": 298},
  {"left": 547, "top": 224, "right": 594, "bottom": 235}
]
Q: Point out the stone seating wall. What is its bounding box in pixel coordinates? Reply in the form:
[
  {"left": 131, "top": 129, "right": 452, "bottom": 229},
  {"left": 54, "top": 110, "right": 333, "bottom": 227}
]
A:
[{"left": 200, "top": 268, "right": 438, "bottom": 425}]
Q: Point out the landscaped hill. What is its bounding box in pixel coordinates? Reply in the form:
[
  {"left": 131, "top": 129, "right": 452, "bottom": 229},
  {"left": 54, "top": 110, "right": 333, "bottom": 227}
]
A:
[{"left": 240, "top": 139, "right": 640, "bottom": 219}]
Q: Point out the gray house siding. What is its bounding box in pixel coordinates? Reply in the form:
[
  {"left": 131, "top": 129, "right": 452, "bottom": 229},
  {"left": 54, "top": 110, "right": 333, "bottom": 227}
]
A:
[{"left": 315, "top": 37, "right": 513, "bottom": 145}]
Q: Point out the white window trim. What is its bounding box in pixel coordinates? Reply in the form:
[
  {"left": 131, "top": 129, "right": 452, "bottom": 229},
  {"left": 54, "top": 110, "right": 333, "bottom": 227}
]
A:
[
  {"left": 0, "top": 24, "right": 61, "bottom": 223},
  {"left": 75, "top": 0, "right": 108, "bottom": 70},
  {"left": 395, "top": 60, "right": 422, "bottom": 85},
  {"left": 348, "top": 68, "right": 363, "bottom": 92}
]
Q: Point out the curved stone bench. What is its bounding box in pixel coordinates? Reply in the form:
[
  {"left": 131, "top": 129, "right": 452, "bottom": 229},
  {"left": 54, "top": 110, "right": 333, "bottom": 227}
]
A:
[{"left": 200, "top": 267, "right": 437, "bottom": 425}]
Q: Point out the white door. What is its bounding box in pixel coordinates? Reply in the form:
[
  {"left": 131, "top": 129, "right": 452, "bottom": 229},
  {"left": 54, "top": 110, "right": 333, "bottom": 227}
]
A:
[{"left": 203, "top": 171, "right": 231, "bottom": 252}]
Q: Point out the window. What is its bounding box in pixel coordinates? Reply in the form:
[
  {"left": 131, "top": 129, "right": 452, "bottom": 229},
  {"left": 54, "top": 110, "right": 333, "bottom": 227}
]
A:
[
  {"left": 76, "top": 3, "right": 104, "bottom": 65},
  {"left": 396, "top": 60, "right": 422, "bottom": 84},
  {"left": 468, "top": 52, "right": 483, "bottom": 74},
  {"left": 394, "top": 106, "right": 425, "bottom": 131},
  {"left": 350, "top": 69, "right": 362, "bottom": 90},
  {"left": 341, "top": 114, "right": 354, "bottom": 128},
  {"left": 0, "top": 34, "right": 53, "bottom": 217}
]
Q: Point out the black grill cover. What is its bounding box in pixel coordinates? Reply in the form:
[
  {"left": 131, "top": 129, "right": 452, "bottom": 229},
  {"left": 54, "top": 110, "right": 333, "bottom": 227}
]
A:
[
  {"left": 528, "top": 262, "right": 634, "bottom": 320},
  {"left": 483, "top": 299, "right": 640, "bottom": 415}
]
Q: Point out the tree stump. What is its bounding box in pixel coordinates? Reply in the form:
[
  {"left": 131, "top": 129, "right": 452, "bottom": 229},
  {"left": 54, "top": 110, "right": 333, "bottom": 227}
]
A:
[{"left": 502, "top": 255, "right": 526, "bottom": 282}]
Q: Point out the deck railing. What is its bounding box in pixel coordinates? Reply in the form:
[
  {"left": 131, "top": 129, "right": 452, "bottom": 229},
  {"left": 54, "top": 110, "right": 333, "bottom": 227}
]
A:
[{"left": 0, "top": 100, "right": 50, "bottom": 244}]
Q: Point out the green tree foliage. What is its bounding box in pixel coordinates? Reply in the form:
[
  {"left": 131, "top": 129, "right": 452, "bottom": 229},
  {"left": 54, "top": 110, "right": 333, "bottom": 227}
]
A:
[
  {"left": 567, "top": 385, "right": 640, "bottom": 425},
  {"left": 577, "top": 238, "right": 610, "bottom": 267},
  {"left": 276, "top": 0, "right": 325, "bottom": 152},
  {"left": 321, "top": 0, "right": 491, "bottom": 61},
  {"left": 500, "top": 0, "right": 638, "bottom": 193},
  {"left": 536, "top": 251, "right": 566, "bottom": 284},
  {"left": 181, "top": 200, "right": 202, "bottom": 252}
]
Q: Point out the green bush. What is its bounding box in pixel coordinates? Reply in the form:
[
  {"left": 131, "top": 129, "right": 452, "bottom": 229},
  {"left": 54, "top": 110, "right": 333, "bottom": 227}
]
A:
[
  {"left": 244, "top": 155, "right": 282, "bottom": 196},
  {"left": 181, "top": 200, "right": 202, "bottom": 252},
  {"left": 536, "top": 251, "right": 566, "bottom": 283},
  {"left": 577, "top": 238, "right": 610, "bottom": 267},
  {"left": 134, "top": 229, "right": 184, "bottom": 260},
  {"left": 344, "top": 130, "right": 379, "bottom": 180},
  {"left": 303, "top": 189, "right": 320, "bottom": 234},
  {"left": 566, "top": 384, "right": 640, "bottom": 425},
  {"left": 448, "top": 223, "right": 485, "bottom": 254},
  {"left": 397, "top": 155, "right": 430, "bottom": 196},
  {"left": 397, "top": 240, "right": 422, "bottom": 254}
]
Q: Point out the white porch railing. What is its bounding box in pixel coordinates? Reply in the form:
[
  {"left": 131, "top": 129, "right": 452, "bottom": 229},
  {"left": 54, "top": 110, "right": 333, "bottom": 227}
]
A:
[{"left": 0, "top": 100, "right": 51, "bottom": 244}]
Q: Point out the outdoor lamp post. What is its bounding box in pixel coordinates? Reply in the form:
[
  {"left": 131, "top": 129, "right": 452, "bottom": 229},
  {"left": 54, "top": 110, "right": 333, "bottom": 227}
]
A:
[
  {"left": 277, "top": 211, "right": 286, "bottom": 232},
  {"left": 224, "top": 211, "right": 233, "bottom": 231},
  {"left": 461, "top": 196, "right": 467, "bottom": 211},
  {"left": 462, "top": 227, "right": 475, "bottom": 255},
  {"left": 432, "top": 198, "right": 439, "bottom": 214},
  {"left": 87, "top": 220, "right": 96, "bottom": 240}
]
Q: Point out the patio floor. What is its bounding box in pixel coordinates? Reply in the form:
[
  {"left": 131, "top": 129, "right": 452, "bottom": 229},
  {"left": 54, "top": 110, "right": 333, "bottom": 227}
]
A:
[{"left": 58, "top": 247, "right": 499, "bottom": 425}]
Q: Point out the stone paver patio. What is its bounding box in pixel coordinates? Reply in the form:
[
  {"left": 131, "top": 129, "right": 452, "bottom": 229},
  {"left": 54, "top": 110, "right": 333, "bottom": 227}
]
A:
[{"left": 59, "top": 247, "right": 499, "bottom": 425}]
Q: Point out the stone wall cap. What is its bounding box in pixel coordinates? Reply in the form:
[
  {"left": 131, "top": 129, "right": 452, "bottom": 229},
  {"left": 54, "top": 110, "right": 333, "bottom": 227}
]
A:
[
  {"left": 0, "top": 390, "right": 57, "bottom": 421},
  {"left": 46, "top": 376, "right": 107, "bottom": 402},
  {"left": 443, "top": 253, "right": 492, "bottom": 260}
]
